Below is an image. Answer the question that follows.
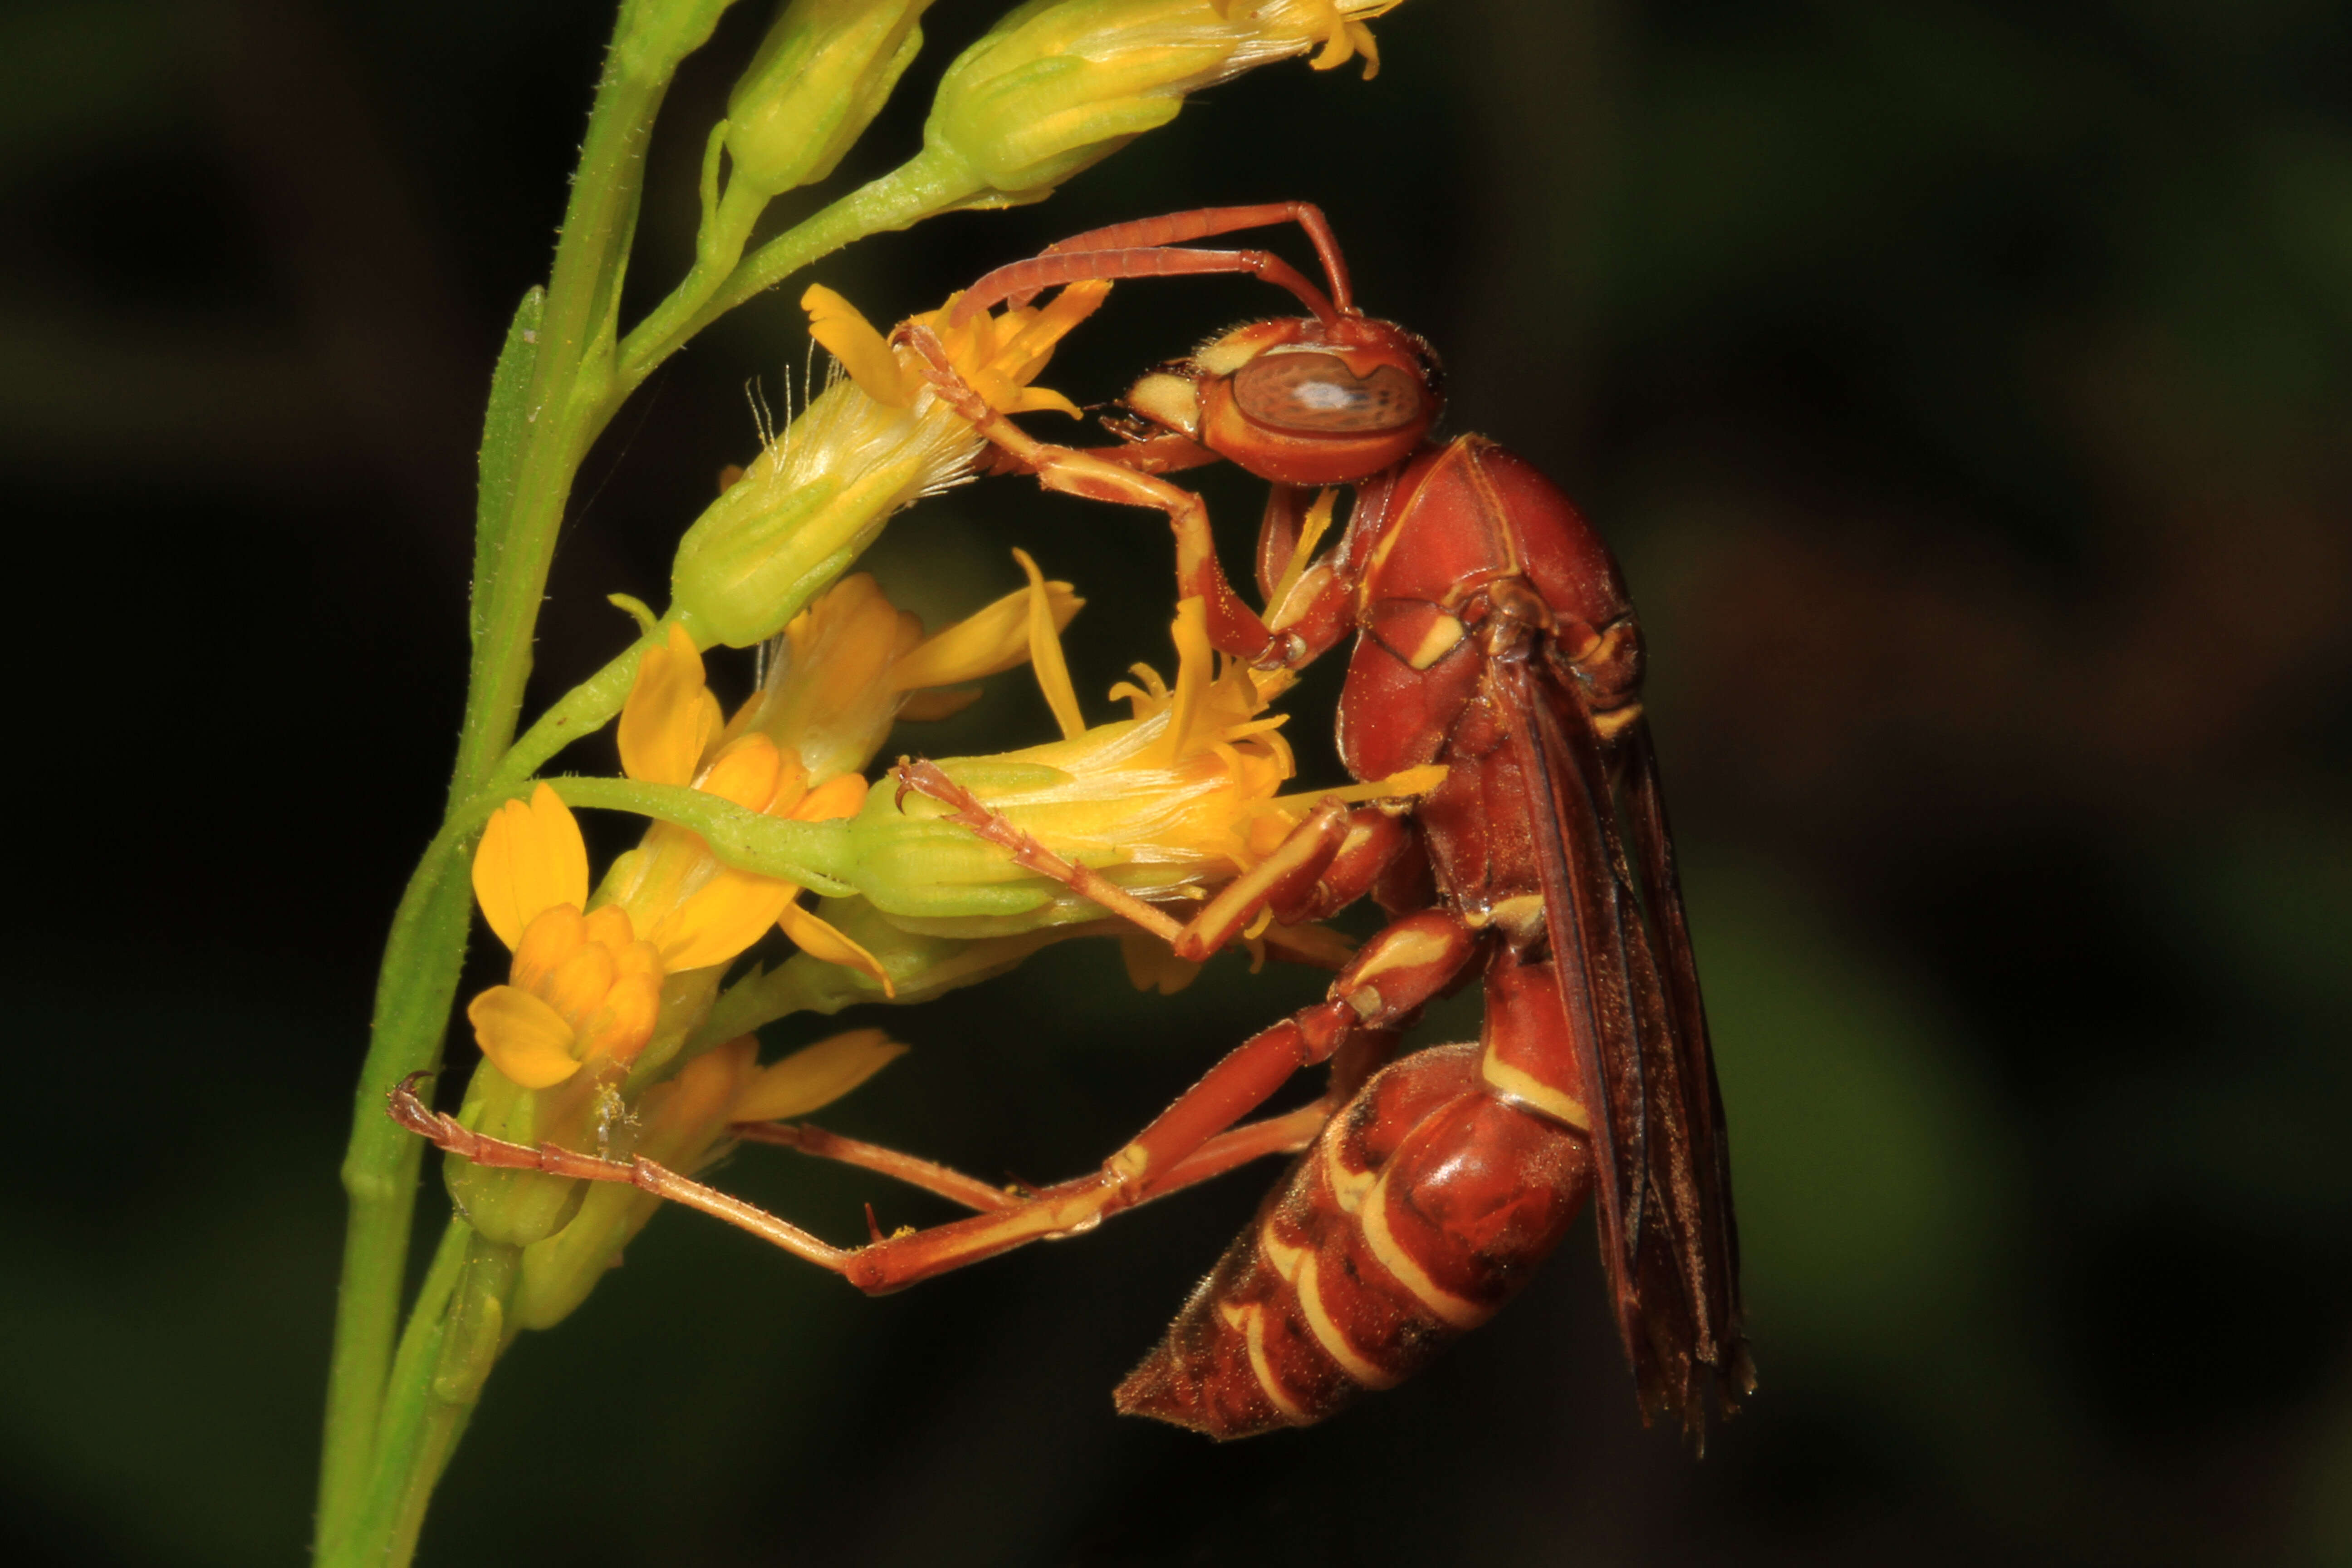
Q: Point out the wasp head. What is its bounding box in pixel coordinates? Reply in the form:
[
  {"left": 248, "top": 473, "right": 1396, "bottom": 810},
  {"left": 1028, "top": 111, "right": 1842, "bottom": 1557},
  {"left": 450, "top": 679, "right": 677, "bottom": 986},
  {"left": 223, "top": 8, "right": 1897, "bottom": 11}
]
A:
[{"left": 1118, "top": 314, "right": 1441, "bottom": 486}]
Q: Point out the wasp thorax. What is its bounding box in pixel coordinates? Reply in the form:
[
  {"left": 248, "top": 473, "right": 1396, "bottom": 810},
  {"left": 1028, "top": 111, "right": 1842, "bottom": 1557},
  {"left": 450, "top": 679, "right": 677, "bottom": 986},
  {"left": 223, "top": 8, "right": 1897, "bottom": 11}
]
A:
[{"left": 1233, "top": 350, "right": 1425, "bottom": 435}]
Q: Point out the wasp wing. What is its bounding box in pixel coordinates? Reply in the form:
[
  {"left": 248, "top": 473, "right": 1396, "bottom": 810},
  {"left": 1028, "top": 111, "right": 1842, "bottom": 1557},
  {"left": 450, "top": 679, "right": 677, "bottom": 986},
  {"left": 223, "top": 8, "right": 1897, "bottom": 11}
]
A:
[{"left": 1499, "top": 656, "right": 1751, "bottom": 1436}]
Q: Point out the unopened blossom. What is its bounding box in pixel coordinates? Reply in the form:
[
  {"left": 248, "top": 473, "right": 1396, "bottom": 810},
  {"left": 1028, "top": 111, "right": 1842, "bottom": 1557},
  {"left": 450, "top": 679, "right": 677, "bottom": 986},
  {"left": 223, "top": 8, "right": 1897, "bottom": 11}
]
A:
[
  {"left": 925, "top": 0, "right": 1406, "bottom": 201},
  {"left": 450, "top": 572, "right": 1075, "bottom": 1245}
]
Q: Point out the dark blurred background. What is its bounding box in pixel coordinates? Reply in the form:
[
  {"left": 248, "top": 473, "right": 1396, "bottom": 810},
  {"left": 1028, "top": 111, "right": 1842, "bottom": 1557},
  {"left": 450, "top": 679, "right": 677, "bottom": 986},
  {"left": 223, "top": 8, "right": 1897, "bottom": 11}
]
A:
[{"left": 6, "top": 0, "right": 2350, "bottom": 1563}]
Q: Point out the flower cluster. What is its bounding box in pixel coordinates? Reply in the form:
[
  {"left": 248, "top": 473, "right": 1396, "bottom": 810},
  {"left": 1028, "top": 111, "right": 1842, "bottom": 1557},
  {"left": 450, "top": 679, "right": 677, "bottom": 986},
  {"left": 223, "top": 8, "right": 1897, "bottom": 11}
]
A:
[
  {"left": 447, "top": 568, "right": 1076, "bottom": 1258},
  {"left": 855, "top": 558, "right": 1303, "bottom": 935}
]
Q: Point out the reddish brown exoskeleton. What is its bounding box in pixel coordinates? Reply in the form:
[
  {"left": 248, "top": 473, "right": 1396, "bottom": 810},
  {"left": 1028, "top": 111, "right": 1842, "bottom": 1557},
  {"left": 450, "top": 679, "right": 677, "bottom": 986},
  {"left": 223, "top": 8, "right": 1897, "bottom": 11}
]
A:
[
  {"left": 885, "top": 204, "right": 1754, "bottom": 1438},
  {"left": 392, "top": 204, "right": 1750, "bottom": 1443}
]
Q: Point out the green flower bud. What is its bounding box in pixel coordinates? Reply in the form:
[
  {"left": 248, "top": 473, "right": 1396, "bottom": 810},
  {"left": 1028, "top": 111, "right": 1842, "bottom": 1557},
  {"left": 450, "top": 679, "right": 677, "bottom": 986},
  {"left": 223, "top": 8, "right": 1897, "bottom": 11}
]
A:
[
  {"left": 725, "top": 0, "right": 934, "bottom": 197},
  {"left": 924, "top": 0, "right": 1402, "bottom": 202},
  {"left": 669, "top": 371, "right": 977, "bottom": 648},
  {"left": 443, "top": 1065, "right": 598, "bottom": 1248}
]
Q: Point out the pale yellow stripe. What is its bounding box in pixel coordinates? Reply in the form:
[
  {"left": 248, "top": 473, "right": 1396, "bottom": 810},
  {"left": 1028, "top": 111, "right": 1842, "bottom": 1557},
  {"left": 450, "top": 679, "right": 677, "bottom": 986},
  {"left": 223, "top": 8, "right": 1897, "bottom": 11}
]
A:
[
  {"left": 1327, "top": 1153, "right": 1376, "bottom": 1214},
  {"left": 1348, "top": 923, "right": 1460, "bottom": 985},
  {"left": 1480, "top": 1055, "right": 1592, "bottom": 1132},
  {"left": 1407, "top": 613, "right": 1465, "bottom": 670},
  {"left": 1360, "top": 1172, "right": 1494, "bottom": 1330},
  {"left": 1259, "top": 1223, "right": 1307, "bottom": 1284},
  {"left": 1296, "top": 1251, "right": 1400, "bottom": 1389},
  {"left": 1592, "top": 701, "right": 1644, "bottom": 739},
  {"left": 1241, "top": 1306, "right": 1311, "bottom": 1424}
]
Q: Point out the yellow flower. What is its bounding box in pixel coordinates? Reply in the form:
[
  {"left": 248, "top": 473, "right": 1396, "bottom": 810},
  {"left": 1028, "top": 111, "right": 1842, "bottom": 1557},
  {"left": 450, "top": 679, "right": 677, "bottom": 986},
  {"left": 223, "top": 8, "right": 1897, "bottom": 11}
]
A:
[
  {"left": 670, "top": 281, "right": 1104, "bottom": 648},
  {"left": 466, "top": 905, "right": 664, "bottom": 1091},
  {"left": 464, "top": 577, "right": 1083, "bottom": 1091},
  {"left": 624, "top": 575, "right": 1085, "bottom": 991},
  {"left": 804, "top": 278, "right": 1110, "bottom": 418},
  {"left": 855, "top": 566, "right": 1299, "bottom": 934},
  {"left": 466, "top": 785, "right": 669, "bottom": 1090},
  {"left": 856, "top": 556, "right": 1444, "bottom": 941}
]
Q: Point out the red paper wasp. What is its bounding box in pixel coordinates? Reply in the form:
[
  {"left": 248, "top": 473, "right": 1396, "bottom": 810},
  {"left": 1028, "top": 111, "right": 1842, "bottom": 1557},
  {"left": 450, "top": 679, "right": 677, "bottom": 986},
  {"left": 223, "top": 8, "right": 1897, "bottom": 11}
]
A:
[{"left": 396, "top": 204, "right": 1751, "bottom": 1441}]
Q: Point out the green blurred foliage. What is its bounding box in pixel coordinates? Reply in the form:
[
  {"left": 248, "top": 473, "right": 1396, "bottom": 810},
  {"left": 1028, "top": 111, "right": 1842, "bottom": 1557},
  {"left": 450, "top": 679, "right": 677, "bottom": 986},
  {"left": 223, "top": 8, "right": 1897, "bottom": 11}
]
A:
[{"left": 2, "top": 0, "right": 2347, "bottom": 1564}]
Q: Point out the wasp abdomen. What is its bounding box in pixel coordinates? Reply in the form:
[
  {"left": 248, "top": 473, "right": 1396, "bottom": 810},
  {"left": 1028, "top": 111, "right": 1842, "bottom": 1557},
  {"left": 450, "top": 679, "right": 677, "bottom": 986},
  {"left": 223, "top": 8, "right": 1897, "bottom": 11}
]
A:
[{"left": 1115, "top": 1044, "right": 1593, "bottom": 1438}]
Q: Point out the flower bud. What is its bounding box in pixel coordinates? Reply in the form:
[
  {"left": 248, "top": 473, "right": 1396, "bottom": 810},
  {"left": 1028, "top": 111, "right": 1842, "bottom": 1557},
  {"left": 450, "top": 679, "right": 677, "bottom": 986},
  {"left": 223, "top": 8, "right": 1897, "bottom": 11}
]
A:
[
  {"left": 923, "top": 0, "right": 1403, "bottom": 202},
  {"left": 671, "top": 375, "right": 973, "bottom": 648},
  {"left": 725, "top": 0, "right": 934, "bottom": 197}
]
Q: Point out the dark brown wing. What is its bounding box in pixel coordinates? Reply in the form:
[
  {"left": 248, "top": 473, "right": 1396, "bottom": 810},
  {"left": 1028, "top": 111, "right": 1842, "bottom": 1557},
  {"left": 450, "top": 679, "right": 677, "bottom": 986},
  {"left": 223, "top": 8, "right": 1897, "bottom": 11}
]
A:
[
  {"left": 1497, "top": 656, "right": 1752, "bottom": 1438},
  {"left": 1621, "top": 715, "right": 1750, "bottom": 1399}
]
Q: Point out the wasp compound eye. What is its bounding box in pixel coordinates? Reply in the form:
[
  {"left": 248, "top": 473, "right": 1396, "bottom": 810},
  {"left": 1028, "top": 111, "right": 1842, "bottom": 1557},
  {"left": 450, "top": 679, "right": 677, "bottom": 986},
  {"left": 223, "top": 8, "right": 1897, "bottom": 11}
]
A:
[{"left": 1232, "top": 351, "right": 1426, "bottom": 435}]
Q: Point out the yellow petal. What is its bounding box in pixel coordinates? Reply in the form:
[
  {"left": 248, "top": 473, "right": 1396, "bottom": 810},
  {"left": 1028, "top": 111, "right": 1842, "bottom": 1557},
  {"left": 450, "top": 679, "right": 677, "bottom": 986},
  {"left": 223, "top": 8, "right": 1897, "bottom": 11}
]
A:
[
  {"left": 1003, "top": 384, "right": 1085, "bottom": 419},
  {"left": 468, "top": 985, "right": 583, "bottom": 1090},
  {"left": 1266, "top": 488, "right": 1339, "bottom": 622},
  {"left": 790, "top": 772, "right": 868, "bottom": 821},
  {"left": 728, "top": 1027, "right": 909, "bottom": 1123},
  {"left": 1266, "top": 763, "right": 1448, "bottom": 814},
  {"left": 778, "top": 903, "right": 896, "bottom": 996},
  {"left": 472, "top": 784, "right": 590, "bottom": 951},
  {"left": 896, "top": 686, "right": 984, "bottom": 721},
  {"left": 580, "top": 904, "right": 640, "bottom": 955},
  {"left": 1000, "top": 279, "right": 1110, "bottom": 373},
  {"left": 509, "top": 903, "right": 585, "bottom": 994},
  {"left": 803, "top": 285, "right": 916, "bottom": 408},
  {"left": 649, "top": 1036, "right": 761, "bottom": 1143},
  {"left": 620, "top": 624, "right": 722, "bottom": 787},
  {"left": 610, "top": 933, "right": 663, "bottom": 983},
  {"left": 701, "top": 733, "right": 794, "bottom": 812},
  {"left": 1121, "top": 932, "right": 1203, "bottom": 996},
  {"left": 1016, "top": 549, "right": 1086, "bottom": 742},
  {"left": 577, "top": 972, "right": 661, "bottom": 1066},
  {"left": 649, "top": 866, "right": 799, "bottom": 972},
  {"left": 1154, "top": 597, "right": 1213, "bottom": 766},
  {"left": 890, "top": 578, "right": 1085, "bottom": 692},
  {"left": 540, "top": 940, "right": 618, "bottom": 1029}
]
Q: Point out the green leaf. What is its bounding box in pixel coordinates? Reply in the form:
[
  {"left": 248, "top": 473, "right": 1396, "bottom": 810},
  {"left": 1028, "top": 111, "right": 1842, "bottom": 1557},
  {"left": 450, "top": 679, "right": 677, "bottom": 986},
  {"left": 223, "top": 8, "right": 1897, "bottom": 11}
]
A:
[{"left": 470, "top": 286, "right": 545, "bottom": 652}]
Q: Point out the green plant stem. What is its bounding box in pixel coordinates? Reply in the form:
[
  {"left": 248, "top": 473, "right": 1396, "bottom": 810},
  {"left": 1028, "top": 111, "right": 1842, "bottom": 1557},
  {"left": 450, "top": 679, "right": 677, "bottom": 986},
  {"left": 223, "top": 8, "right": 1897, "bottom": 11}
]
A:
[
  {"left": 487, "top": 627, "right": 668, "bottom": 797},
  {"left": 550, "top": 777, "right": 858, "bottom": 889},
  {"left": 315, "top": 37, "right": 672, "bottom": 1561},
  {"left": 452, "top": 62, "right": 670, "bottom": 799},
  {"left": 328, "top": 1223, "right": 515, "bottom": 1568},
  {"left": 318, "top": 37, "right": 996, "bottom": 1568},
  {"left": 317, "top": 1220, "right": 466, "bottom": 1565},
  {"left": 614, "top": 145, "right": 981, "bottom": 399},
  {"left": 314, "top": 819, "right": 480, "bottom": 1552}
]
